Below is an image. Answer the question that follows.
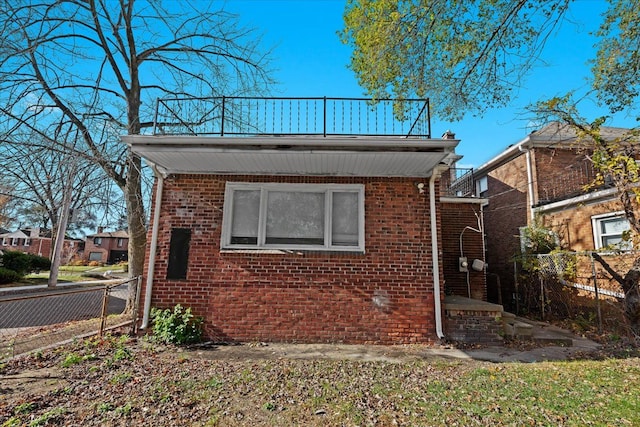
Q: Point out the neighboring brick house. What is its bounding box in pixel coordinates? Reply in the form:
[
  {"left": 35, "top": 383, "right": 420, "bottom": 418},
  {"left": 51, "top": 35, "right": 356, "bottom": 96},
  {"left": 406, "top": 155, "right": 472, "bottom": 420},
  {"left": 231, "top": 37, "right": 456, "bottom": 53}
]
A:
[
  {"left": 123, "top": 97, "right": 491, "bottom": 345},
  {"left": 0, "top": 227, "right": 81, "bottom": 261},
  {"left": 473, "top": 122, "right": 634, "bottom": 310},
  {"left": 84, "top": 229, "right": 129, "bottom": 264}
]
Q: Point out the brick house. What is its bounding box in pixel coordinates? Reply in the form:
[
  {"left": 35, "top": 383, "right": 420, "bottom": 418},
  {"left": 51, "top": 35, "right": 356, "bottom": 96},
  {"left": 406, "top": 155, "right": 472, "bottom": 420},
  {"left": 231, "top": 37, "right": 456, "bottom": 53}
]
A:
[
  {"left": 0, "top": 227, "right": 80, "bottom": 261},
  {"left": 123, "top": 97, "right": 492, "bottom": 344},
  {"left": 473, "top": 122, "right": 634, "bottom": 310},
  {"left": 84, "top": 229, "right": 129, "bottom": 264}
]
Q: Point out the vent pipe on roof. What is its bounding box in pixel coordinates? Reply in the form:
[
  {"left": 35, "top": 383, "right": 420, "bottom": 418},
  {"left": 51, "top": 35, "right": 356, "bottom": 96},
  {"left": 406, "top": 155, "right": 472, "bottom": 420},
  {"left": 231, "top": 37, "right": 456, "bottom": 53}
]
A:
[{"left": 442, "top": 130, "right": 456, "bottom": 140}]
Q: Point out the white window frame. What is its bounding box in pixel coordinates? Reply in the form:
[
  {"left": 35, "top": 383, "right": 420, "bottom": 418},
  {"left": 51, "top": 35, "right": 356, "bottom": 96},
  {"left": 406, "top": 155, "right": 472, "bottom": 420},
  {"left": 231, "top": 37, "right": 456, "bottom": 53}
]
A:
[
  {"left": 221, "top": 182, "right": 365, "bottom": 252},
  {"left": 476, "top": 176, "right": 488, "bottom": 196},
  {"left": 24, "top": 238, "right": 30, "bottom": 247},
  {"left": 11, "top": 238, "right": 18, "bottom": 246},
  {"left": 1, "top": 238, "right": 7, "bottom": 246},
  {"left": 94, "top": 237, "right": 102, "bottom": 246},
  {"left": 592, "top": 211, "right": 632, "bottom": 251}
]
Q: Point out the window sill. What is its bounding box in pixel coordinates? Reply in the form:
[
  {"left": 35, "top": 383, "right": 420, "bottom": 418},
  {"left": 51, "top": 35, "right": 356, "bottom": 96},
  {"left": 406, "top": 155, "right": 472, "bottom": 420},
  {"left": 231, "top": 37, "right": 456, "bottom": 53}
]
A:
[{"left": 220, "top": 248, "right": 366, "bottom": 255}]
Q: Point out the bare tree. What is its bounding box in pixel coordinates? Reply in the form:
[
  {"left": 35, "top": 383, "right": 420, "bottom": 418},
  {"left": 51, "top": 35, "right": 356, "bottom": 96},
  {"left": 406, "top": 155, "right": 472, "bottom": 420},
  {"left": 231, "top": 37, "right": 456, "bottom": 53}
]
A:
[
  {"left": 0, "top": 133, "right": 116, "bottom": 241},
  {"left": 0, "top": 1, "right": 273, "bottom": 292}
]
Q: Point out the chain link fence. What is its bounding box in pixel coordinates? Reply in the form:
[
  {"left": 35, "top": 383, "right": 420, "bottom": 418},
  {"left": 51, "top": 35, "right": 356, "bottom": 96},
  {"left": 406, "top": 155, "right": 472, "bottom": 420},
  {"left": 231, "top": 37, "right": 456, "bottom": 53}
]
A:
[
  {"left": 515, "top": 251, "right": 635, "bottom": 336},
  {"left": 0, "top": 277, "right": 141, "bottom": 361}
]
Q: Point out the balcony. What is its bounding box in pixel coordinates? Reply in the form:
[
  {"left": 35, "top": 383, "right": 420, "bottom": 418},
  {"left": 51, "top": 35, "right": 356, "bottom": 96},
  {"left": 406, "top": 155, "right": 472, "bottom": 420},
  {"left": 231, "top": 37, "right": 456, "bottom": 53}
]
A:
[
  {"left": 441, "top": 168, "right": 475, "bottom": 197},
  {"left": 153, "top": 96, "right": 431, "bottom": 138}
]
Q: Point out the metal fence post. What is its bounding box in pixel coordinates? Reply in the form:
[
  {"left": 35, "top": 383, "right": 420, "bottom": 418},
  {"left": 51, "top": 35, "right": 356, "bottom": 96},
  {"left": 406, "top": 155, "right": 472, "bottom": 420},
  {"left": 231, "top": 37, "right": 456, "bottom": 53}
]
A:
[
  {"left": 539, "top": 272, "right": 545, "bottom": 320},
  {"left": 130, "top": 276, "right": 142, "bottom": 335},
  {"left": 590, "top": 252, "right": 603, "bottom": 333},
  {"left": 514, "top": 258, "right": 519, "bottom": 315},
  {"left": 99, "top": 286, "right": 109, "bottom": 337},
  {"left": 221, "top": 96, "right": 226, "bottom": 136}
]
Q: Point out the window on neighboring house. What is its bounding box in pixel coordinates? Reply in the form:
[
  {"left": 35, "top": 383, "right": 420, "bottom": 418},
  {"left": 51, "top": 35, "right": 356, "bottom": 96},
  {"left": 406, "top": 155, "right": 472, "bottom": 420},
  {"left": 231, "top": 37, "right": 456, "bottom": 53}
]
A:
[
  {"left": 93, "top": 237, "right": 102, "bottom": 246},
  {"left": 221, "top": 182, "right": 365, "bottom": 252},
  {"left": 476, "top": 176, "right": 488, "bottom": 196},
  {"left": 592, "top": 212, "right": 632, "bottom": 250},
  {"left": 117, "top": 238, "right": 125, "bottom": 247},
  {"left": 24, "top": 238, "right": 30, "bottom": 247},
  {"left": 1, "top": 238, "right": 7, "bottom": 246},
  {"left": 11, "top": 238, "right": 18, "bottom": 246},
  {"left": 89, "top": 252, "right": 103, "bottom": 261}
]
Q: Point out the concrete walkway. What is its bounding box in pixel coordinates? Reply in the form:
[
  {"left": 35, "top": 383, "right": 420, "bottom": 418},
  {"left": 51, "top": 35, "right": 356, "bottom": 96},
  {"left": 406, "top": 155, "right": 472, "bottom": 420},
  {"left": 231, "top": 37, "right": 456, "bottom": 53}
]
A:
[{"left": 187, "top": 319, "right": 602, "bottom": 364}]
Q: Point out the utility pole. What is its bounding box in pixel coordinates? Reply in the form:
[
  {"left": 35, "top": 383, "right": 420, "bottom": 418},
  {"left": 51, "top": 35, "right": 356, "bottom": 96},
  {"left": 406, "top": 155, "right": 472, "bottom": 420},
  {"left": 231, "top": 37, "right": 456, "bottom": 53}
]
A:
[{"left": 48, "top": 165, "right": 75, "bottom": 287}]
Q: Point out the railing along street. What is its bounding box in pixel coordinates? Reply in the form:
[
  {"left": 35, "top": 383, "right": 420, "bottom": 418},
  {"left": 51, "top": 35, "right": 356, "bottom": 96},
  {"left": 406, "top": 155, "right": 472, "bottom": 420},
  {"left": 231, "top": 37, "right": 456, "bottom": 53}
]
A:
[{"left": 0, "top": 277, "right": 141, "bottom": 361}]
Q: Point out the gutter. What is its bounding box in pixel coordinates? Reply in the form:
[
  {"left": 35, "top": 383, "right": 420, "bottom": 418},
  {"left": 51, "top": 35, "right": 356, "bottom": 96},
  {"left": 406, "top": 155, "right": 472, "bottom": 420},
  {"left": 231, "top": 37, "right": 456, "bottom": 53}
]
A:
[
  {"left": 429, "top": 165, "right": 449, "bottom": 339},
  {"left": 141, "top": 164, "right": 165, "bottom": 329}
]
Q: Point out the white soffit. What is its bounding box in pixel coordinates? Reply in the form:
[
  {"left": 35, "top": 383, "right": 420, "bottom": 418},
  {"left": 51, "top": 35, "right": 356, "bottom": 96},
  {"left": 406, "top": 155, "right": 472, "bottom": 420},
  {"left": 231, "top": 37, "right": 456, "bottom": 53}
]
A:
[{"left": 124, "top": 136, "right": 459, "bottom": 177}]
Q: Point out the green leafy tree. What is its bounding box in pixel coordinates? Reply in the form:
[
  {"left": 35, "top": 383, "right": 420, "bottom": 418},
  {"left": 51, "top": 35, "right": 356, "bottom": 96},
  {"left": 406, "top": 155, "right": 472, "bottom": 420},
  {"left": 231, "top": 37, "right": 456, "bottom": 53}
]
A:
[
  {"left": 592, "top": 1, "right": 640, "bottom": 113},
  {"left": 0, "top": 1, "right": 272, "bottom": 304},
  {"left": 341, "top": 0, "right": 571, "bottom": 120}
]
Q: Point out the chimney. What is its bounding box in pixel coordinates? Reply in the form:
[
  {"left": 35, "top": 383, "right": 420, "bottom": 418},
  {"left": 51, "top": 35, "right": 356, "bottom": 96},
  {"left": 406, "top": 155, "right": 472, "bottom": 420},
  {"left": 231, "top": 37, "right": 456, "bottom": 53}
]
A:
[
  {"left": 97, "top": 226, "right": 104, "bottom": 234},
  {"left": 442, "top": 130, "right": 456, "bottom": 140}
]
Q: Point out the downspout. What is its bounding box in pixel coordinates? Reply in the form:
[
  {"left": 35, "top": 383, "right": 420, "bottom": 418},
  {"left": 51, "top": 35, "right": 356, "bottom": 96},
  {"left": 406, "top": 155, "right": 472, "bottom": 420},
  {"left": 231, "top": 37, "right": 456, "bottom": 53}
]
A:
[
  {"left": 429, "top": 165, "right": 448, "bottom": 339},
  {"left": 519, "top": 144, "right": 535, "bottom": 220},
  {"left": 141, "top": 165, "right": 165, "bottom": 329}
]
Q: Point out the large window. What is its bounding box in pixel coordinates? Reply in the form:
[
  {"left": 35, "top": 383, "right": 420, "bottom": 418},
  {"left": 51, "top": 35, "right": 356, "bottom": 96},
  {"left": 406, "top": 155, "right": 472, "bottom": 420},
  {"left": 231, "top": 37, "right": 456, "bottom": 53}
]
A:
[
  {"left": 221, "top": 183, "right": 365, "bottom": 252},
  {"left": 592, "top": 212, "right": 632, "bottom": 250}
]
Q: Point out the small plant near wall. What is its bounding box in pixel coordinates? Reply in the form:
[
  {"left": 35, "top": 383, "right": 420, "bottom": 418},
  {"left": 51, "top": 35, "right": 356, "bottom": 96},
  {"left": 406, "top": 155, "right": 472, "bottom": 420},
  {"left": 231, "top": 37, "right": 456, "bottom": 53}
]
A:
[{"left": 150, "top": 304, "right": 203, "bottom": 345}]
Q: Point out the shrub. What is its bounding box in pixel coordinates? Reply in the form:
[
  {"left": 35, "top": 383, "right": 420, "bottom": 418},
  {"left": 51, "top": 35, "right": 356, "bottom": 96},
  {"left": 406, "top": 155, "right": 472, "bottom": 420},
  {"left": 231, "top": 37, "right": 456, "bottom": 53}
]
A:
[
  {"left": 0, "top": 251, "right": 31, "bottom": 276},
  {"left": 26, "top": 253, "right": 51, "bottom": 271},
  {"left": 0, "top": 267, "right": 21, "bottom": 284},
  {"left": 150, "top": 304, "right": 203, "bottom": 345},
  {"left": 0, "top": 251, "right": 51, "bottom": 276},
  {"left": 88, "top": 260, "right": 102, "bottom": 267},
  {"left": 68, "top": 258, "right": 88, "bottom": 266}
]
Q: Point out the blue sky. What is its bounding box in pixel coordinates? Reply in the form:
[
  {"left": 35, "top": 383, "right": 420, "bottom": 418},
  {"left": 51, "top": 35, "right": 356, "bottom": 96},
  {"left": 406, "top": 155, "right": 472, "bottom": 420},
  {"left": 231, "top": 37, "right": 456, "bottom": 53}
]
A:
[{"left": 224, "top": 0, "right": 637, "bottom": 168}]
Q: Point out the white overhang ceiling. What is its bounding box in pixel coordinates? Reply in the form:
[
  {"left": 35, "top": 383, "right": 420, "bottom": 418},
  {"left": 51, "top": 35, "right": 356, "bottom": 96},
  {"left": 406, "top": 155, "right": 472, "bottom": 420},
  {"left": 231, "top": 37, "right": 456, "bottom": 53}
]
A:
[{"left": 123, "top": 135, "right": 460, "bottom": 178}]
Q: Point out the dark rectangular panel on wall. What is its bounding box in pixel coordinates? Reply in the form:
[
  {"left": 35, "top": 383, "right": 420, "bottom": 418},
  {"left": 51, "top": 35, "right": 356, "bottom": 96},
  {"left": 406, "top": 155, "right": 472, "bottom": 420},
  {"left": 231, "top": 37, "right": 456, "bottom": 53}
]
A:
[{"left": 167, "top": 228, "right": 191, "bottom": 280}]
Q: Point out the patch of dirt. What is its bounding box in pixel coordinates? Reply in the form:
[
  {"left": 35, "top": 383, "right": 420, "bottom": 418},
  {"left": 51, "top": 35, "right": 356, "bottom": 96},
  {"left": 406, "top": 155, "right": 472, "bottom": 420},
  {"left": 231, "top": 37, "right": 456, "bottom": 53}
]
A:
[{"left": 1, "top": 366, "right": 68, "bottom": 397}]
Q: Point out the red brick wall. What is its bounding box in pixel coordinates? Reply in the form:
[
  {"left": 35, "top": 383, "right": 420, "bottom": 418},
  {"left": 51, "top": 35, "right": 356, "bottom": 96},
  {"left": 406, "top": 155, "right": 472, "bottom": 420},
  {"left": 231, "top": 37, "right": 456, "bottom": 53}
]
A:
[
  {"left": 541, "top": 198, "right": 623, "bottom": 251},
  {"left": 142, "top": 174, "right": 443, "bottom": 344},
  {"left": 482, "top": 155, "right": 529, "bottom": 309},
  {"left": 533, "top": 148, "right": 593, "bottom": 204},
  {"left": 84, "top": 237, "right": 128, "bottom": 264},
  {"left": 1, "top": 238, "right": 76, "bottom": 261},
  {"left": 440, "top": 201, "right": 486, "bottom": 300}
]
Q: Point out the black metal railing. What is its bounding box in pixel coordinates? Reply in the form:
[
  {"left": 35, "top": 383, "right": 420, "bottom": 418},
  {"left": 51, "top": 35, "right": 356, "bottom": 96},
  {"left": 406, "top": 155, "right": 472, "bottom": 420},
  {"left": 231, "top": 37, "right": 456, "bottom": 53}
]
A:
[
  {"left": 153, "top": 96, "right": 431, "bottom": 138},
  {"left": 441, "top": 168, "right": 475, "bottom": 197}
]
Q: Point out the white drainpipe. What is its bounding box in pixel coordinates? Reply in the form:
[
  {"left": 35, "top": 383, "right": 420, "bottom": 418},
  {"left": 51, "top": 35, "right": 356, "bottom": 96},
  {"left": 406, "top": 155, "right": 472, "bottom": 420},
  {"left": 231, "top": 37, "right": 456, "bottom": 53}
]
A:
[
  {"left": 429, "top": 165, "right": 448, "bottom": 339},
  {"left": 141, "top": 166, "right": 165, "bottom": 329},
  {"left": 519, "top": 145, "right": 535, "bottom": 220}
]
